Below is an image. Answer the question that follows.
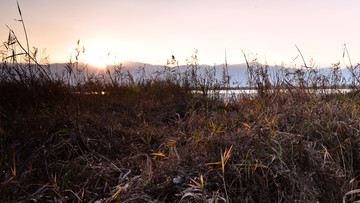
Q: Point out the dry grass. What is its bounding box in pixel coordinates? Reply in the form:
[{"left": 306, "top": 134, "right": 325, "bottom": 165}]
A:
[{"left": 1, "top": 72, "right": 360, "bottom": 202}]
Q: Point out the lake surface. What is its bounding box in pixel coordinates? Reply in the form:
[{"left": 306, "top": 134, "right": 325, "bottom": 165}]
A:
[{"left": 193, "top": 88, "right": 353, "bottom": 99}]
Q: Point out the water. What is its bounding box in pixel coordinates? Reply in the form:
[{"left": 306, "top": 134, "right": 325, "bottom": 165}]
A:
[{"left": 193, "top": 88, "right": 353, "bottom": 99}]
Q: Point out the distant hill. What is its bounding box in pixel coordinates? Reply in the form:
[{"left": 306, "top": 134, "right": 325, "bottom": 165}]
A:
[{"left": 46, "top": 62, "right": 354, "bottom": 87}]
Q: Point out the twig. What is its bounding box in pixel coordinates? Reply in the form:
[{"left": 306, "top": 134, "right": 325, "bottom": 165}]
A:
[
  {"left": 342, "top": 43, "right": 360, "bottom": 87},
  {"left": 294, "top": 45, "right": 308, "bottom": 68},
  {"left": 16, "top": 1, "right": 30, "bottom": 69},
  {"left": 343, "top": 43, "right": 353, "bottom": 68},
  {"left": 64, "top": 189, "right": 83, "bottom": 202},
  {"left": 119, "top": 170, "right": 131, "bottom": 184},
  {"left": 241, "top": 50, "right": 250, "bottom": 70}
]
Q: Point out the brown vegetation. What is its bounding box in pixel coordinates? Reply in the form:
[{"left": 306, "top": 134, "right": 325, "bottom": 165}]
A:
[{"left": 1, "top": 62, "right": 360, "bottom": 202}]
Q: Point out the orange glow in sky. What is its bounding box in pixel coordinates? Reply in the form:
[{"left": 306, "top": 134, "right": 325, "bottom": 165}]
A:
[
  {"left": 1, "top": 0, "right": 360, "bottom": 68},
  {"left": 76, "top": 41, "right": 126, "bottom": 69}
]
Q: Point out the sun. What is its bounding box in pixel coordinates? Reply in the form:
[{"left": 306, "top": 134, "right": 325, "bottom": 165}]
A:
[
  {"left": 81, "top": 51, "right": 115, "bottom": 69},
  {"left": 79, "top": 44, "right": 124, "bottom": 69}
]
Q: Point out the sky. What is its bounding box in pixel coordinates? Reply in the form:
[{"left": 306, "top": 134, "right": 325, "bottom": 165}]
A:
[{"left": 1, "top": 0, "right": 360, "bottom": 68}]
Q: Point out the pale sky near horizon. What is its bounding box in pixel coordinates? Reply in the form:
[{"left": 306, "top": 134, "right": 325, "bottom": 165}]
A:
[{"left": 1, "top": 0, "right": 360, "bottom": 68}]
